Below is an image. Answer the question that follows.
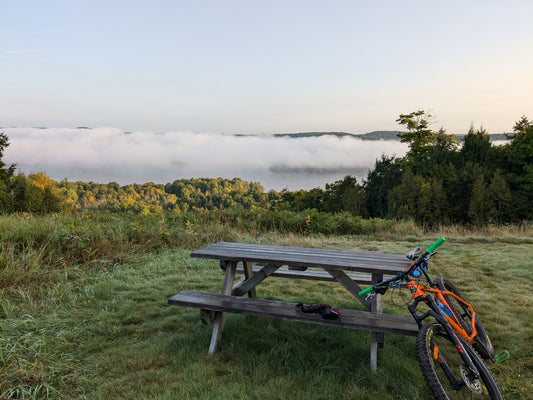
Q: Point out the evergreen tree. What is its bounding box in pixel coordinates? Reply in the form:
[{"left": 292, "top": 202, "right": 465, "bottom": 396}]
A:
[
  {"left": 428, "top": 128, "right": 460, "bottom": 167},
  {"left": 468, "top": 175, "right": 491, "bottom": 225},
  {"left": 363, "top": 155, "right": 403, "bottom": 218},
  {"left": 417, "top": 177, "right": 447, "bottom": 226},
  {"left": 387, "top": 170, "right": 425, "bottom": 220},
  {"left": 503, "top": 125, "right": 533, "bottom": 218},
  {"left": 460, "top": 125, "right": 492, "bottom": 166},
  {"left": 487, "top": 169, "right": 513, "bottom": 223},
  {"left": 513, "top": 115, "right": 531, "bottom": 134}
]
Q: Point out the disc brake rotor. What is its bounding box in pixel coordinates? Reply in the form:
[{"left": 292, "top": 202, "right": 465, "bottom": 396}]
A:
[{"left": 459, "top": 364, "right": 483, "bottom": 394}]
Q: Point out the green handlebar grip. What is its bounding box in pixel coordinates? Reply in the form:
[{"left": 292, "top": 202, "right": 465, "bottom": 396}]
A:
[
  {"left": 358, "top": 286, "right": 374, "bottom": 297},
  {"left": 427, "top": 237, "right": 446, "bottom": 253}
]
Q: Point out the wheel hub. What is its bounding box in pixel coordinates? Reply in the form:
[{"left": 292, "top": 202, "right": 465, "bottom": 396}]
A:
[{"left": 459, "top": 364, "right": 483, "bottom": 394}]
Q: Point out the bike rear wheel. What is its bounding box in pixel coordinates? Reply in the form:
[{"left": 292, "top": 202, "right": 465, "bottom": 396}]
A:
[
  {"left": 434, "top": 276, "right": 495, "bottom": 359},
  {"left": 416, "top": 323, "right": 503, "bottom": 399}
]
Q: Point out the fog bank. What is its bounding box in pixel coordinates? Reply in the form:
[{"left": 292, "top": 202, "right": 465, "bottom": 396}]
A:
[{"left": 3, "top": 127, "right": 408, "bottom": 191}]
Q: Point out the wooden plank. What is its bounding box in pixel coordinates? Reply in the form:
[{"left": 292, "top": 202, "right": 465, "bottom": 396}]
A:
[
  {"left": 194, "top": 242, "right": 406, "bottom": 262},
  {"left": 235, "top": 264, "right": 373, "bottom": 284},
  {"left": 191, "top": 242, "right": 411, "bottom": 274},
  {"left": 168, "top": 291, "right": 419, "bottom": 336},
  {"left": 192, "top": 242, "right": 408, "bottom": 263}
]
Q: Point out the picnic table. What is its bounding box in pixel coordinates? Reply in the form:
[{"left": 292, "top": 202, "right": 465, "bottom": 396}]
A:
[{"left": 168, "top": 241, "right": 419, "bottom": 371}]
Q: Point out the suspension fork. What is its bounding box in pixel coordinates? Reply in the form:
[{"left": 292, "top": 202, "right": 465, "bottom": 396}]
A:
[{"left": 409, "top": 293, "right": 480, "bottom": 385}]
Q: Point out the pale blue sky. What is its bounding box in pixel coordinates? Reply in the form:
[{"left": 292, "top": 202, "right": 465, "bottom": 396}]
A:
[{"left": 2, "top": 0, "right": 532, "bottom": 134}]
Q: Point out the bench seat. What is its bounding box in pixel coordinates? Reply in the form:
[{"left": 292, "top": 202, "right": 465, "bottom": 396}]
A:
[{"left": 168, "top": 291, "right": 419, "bottom": 336}]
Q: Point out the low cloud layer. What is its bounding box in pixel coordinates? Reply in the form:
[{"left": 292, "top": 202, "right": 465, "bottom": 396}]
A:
[{"left": 3, "top": 127, "right": 408, "bottom": 191}]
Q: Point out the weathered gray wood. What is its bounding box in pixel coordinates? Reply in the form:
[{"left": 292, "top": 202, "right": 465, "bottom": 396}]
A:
[
  {"left": 191, "top": 242, "right": 411, "bottom": 274},
  {"left": 370, "top": 272, "right": 384, "bottom": 371},
  {"left": 168, "top": 291, "right": 419, "bottom": 336},
  {"left": 232, "top": 264, "right": 280, "bottom": 297},
  {"left": 325, "top": 269, "right": 372, "bottom": 310},
  {"left": 231, "top": 276, "right": 246, "bottom": 290},
  {"left": 371, "top": 273, "right": 384, "bottom": 315},
  {"left": 209, "top": 261, "right": 236, "bottom": 355},
  {"left": 184, "top": 242, "right": 416, "bottom": 369},
  {"left": 200, "top": 309, "right": 215, "bottom": 325},
  {"left": 235, "top": 264, "right": 373, "bottom": 284},
  {"left": 243, "top": 261, "right": 256, "bottom": 298},
  {"left": 370, "top": 333, "right": 379, "bottom": 372}
]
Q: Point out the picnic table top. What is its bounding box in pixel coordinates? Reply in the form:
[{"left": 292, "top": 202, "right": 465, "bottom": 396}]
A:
[{"left": 190, "top": 241, "right": 411, "bottom": 274}]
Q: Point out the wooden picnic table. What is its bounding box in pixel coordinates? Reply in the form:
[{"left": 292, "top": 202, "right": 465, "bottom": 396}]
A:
[{"left": 168, "top": 241, "right": 419, "bottom": 371}]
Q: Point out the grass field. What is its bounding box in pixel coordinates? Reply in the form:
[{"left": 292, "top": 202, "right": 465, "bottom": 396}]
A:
[{"left": 0, "top": 213, "right": 531, "bottom": 399}]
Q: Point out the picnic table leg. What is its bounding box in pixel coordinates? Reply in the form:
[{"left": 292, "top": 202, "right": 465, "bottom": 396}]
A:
[
  {"left": 242, "top": 261, "right": 257, "bottom": 298},
  {"left": 370, "top": 272, "right": 384, "bottom": 372},
  {"left": 208, "top": 261, "right": 237, "bottom": 355}
]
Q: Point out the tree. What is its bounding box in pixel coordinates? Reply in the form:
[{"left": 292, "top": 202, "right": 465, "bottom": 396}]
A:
[
  {"left": 435, "top": 163, "right": 469, "bottom": 223},
  {"left": 503, "top": 125, "right": 533, "bottom": 218},
  {"left": 363, "top": 155, "right": 403, "bottom": 218},
  {"left": 387, "top": 170, "right": 425, "bottom": 220},
  {"left": 341, "top": 182, "right": 366, "bottom": 216},
  {"left": 281, "top": 188, "right": 326, "bottom": 212},
  {"left": 468, "top": 175, "right": 491, "bottom": 225},
  {"left": 417, "top": 177, "right": 447, "bottom": 226},
  {"left": 487, "top": 169, "right": 512, "bottom": 223},
  {"left": 460, "top": 125, "right": 492, "bottom": 166},
  {"left": 428, "top": 128, "right": 459, "bottom": 166},
  {"left": 396, "top": 110, "right": 437, "bottom": 172},
  {"left": 324, "top": 176, "right": 365, "bottom": 215},
  {"left": 513, "top": 115, "right": 531, "bottom": 134},
  {"left": 0, "top": 134, "right": 17, "bottom": 212},
  {"left": 0, "top": 133, "right": 15, "bottom": 181}
]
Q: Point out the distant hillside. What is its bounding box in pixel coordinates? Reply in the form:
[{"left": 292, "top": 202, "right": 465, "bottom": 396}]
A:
[
  {"left": 273, "top": 131, "right": 510, "bottom": 141},
  {"left": 455, "top": 133, "right": 510, "bottom": 141},
  {"left": 3, "top": 126, "right": 510, "bottom": 142},
  {"left": 273, "top": 131, "right": 402, "bottom": 140},
  {"left": 359, "top": 131, "right": 404, "bottom": 140}
]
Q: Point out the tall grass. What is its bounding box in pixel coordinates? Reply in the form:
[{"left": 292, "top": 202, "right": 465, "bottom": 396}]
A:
[{"left": 0, "top": 211, "right": 531, "bottom": 398}]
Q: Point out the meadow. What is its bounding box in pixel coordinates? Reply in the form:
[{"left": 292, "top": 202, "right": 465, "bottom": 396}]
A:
[{"left": 0, "top": 212, "right": 531, "bottom": 399}]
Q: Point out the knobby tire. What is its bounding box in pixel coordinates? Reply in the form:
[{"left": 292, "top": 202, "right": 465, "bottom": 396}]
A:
[{"left": 416, "top": 323, "right": 503, "bottom": 399}]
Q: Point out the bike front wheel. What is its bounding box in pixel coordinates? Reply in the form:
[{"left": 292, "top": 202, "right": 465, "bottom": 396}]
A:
[{"left": 416, "top": 323, "right": 504, "bottom": 400}]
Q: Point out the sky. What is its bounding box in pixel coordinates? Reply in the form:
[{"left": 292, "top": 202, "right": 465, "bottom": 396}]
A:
[{"left": 2, "top": 0, "right": 532, "bottom": 135}]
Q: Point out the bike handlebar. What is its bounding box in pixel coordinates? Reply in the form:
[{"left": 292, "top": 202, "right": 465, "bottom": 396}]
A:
[
  {"left": 357, "top": 237, "right": 446, "bottom": 297},
  {"left": 426, "top": 237, "right": 445, "bottom": 253},
  {"left": 358, "top": 286, "right": 374, "bottom": 296}
]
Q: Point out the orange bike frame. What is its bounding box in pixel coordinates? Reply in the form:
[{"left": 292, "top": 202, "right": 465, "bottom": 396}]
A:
[{"left": 406, "top": 280, "right": 479, "bottom": 345}]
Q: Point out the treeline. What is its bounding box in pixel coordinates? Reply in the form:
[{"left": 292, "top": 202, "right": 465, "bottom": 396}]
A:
[
  {"left": 285, "top": 112, "right": 533, "bottom": 226},
  {"left": 1, "top": 111, "right": 531, "bottom": 226},
  {"left": 58, "top": 178, "right": 279, "bottom": 214}
]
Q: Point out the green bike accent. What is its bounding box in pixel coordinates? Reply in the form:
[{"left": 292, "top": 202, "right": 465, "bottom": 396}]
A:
[
  {"left": 427, "top": 237, "right": 446, "bottom": 253},
  {"left": 495, "top": 350, "right": 510, "bottom": 363},
  {"left": 358, "top": 286, "right": 374, "bottom": 297}
]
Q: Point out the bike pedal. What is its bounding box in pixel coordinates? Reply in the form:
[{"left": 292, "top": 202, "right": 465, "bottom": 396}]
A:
[{"left": 495, "top": 350, "right": 510, "bottom": 363}]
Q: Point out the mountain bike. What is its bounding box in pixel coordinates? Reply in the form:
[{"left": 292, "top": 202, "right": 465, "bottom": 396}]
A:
[{"left": 358, "top": 237, "right": 506, "bottom": 399}]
